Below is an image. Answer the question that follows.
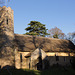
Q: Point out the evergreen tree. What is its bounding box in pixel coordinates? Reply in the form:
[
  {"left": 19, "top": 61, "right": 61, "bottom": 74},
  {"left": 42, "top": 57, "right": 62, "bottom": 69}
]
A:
[{"left": 25, "top": 21, "right": 49, "bottom": 37}]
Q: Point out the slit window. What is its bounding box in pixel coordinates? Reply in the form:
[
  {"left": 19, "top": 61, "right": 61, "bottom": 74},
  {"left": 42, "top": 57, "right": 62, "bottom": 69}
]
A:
[
  {"left": 6, "top": 16, "right": 8, "bottom": 25},
  {"left": 20, "top": 53, "right": 22, "bottom": 62}
]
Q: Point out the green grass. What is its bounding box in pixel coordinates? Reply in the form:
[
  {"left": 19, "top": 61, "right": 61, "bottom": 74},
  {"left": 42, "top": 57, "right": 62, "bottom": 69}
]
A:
[{"left": 0, "top": 67, "right": 75, "bottom": 75}]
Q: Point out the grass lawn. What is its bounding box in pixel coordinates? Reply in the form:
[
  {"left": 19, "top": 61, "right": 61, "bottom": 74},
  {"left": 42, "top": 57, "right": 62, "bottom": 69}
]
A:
[{"left": 0, "top": 67, "right": 75, "bottom": 75}]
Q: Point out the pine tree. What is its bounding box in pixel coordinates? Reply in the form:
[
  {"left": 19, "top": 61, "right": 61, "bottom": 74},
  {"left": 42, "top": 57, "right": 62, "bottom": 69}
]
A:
[{"left": 25, "top": 21, "right": 49, "bottom": 37}]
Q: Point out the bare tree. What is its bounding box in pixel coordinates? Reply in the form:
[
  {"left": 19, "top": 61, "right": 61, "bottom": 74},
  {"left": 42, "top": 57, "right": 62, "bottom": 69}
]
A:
[
  {"left": 0, "top": 0, "right": 10, "bottom": 6},
  {"left": 66, "top": 32, "right": 75, "bottom": 45},
  {"left": 48, "top": 27, "right": 65, "bottom": 39}
]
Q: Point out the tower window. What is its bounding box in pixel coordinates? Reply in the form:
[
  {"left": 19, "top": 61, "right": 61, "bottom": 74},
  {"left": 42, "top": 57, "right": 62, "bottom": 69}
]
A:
[
  {"left": 6, "top": 16, "right": 8, "bottom": 25},
  {"left": 7, "top": 19, "right": 8, "bottom": 25}
]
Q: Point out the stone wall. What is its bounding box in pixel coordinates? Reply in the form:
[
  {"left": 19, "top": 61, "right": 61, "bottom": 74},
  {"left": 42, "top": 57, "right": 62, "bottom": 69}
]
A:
[
  {"left": 0, "top": 6, "right": 14, "bottom": 68},
  {"left": 15, "top": 50, "right": 75, "bottom": 70},
  {"left": 15, "top": 51, "right": 30, "bottom": 69}
]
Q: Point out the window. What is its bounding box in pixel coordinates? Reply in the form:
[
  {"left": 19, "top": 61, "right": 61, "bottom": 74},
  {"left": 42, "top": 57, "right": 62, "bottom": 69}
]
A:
[
  {"left": 6, "top": 16, "right": 8, "bottom": 25},
  {"left": 56, "top": 56, "right": 59, "bottom": 61},
  {"left": 20, "top": 53, "right": 22, "bottom": 62},
  {"left": 55, "top": 54, "right": 59, "bottom": 61},
  {"left": 70, "top": 59, "right": 72, "bottom": 63},
  {"left": 64, "top": 57, "right": 66, "bottom": 62}
]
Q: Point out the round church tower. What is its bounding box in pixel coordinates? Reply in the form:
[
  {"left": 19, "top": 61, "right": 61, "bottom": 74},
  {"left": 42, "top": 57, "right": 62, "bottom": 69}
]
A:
[{"left": 0, "top": 6, "right": 14, "bottom": 68}]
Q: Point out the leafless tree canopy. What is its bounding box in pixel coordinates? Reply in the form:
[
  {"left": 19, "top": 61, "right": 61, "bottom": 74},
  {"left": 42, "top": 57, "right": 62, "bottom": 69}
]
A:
[
  {"left": 67, "top": 32, "right": 75, "bottom": 45},
  {"left": 0, "top": 0, "right": 5, "bottom": 4},
  {"left": 48, "top": 27, "right": 65, "bottom": 39}
]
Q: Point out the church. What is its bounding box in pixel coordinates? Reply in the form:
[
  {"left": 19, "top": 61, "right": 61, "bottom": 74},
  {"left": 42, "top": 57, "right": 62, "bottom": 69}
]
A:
[{"left": 0, "top": 6, "right": 75, "bottom": 70}]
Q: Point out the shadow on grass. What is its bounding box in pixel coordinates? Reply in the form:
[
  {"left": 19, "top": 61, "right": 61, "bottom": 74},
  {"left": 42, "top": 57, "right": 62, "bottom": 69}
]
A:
[
  {"left": 41, "top": 67, "right": 75, "bottom": 75},
  {"left": 1, "top": 67, "right": 75, "bottom": 75},
  {"left": 0, "top": 69, "right": 40, "bottom": 75}
]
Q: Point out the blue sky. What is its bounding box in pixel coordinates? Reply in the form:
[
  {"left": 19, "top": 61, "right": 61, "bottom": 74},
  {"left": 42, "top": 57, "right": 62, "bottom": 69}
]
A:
[{"left": 7, "top": 0, "right": 75, "bottom": 34}]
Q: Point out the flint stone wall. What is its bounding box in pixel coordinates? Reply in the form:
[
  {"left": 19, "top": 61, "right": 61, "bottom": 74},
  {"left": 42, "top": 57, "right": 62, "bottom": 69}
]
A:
[{"left": 0, "top": 6, "right": 14, "bottom": 68}]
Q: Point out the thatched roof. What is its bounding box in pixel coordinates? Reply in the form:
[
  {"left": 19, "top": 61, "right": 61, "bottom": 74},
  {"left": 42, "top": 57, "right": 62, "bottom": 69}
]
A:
[{"left": 14, "top": 34, "right": 75, "bottom": 52}]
